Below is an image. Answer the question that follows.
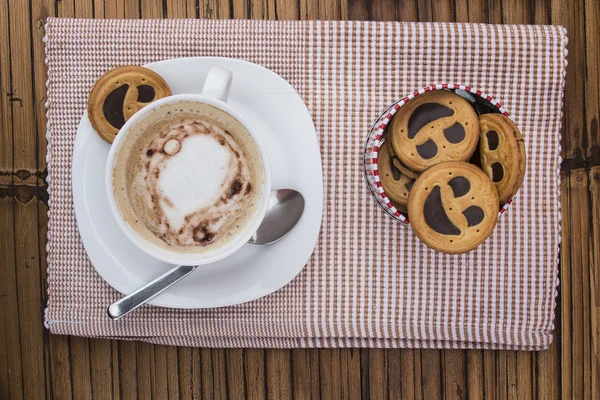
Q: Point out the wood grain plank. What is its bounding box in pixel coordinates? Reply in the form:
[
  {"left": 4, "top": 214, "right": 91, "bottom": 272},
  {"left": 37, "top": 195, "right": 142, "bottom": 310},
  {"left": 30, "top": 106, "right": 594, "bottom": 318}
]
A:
[
  {"left": 178, "top": 347, "right": 194, "bottom": 400},
  {"left": 466, "top": 350, "right": 484, "bottom": 400},
  {"left": 69, "top": 337, "right": 93, "bottom": 400},
  {"left": 501, "top": 0, "right": 531, "bottom": 23},
  {"left": 443, "top": 350, "right": 468, "bottom": 400},
  {"left": 550, "top": 0, "right": 586, "bottom": 165},
  {"left": 416, "top": 0, "right": 432, "bottom": 21},
  {"left": 13, "top": 199, "right": 46, "bottom": 400},
  {"left": 370, "top": 0, "right": 397, "bottom": 21},
  {"left": 275, "top": 0, "right": 298, "bottom": 19},
  {"left": 166, "top": 346, "right": 181, "bottom": 398},
  {"left": 111, "top": 341, "right": 120, "bottom": 400},
  {"left": 486, "top": 0, "right": 501, "bottom": 23},
  {"left": 36, "top": 201, "right": 52, "bottom": 400},
  {"left": 103, "top": 0, "right": 139, "bottom": 18},
  {"left": 516, "top": 352, "right": 533, "bottom": 400},
  {"left": 9, "top": 0, "right": 37, "bottom": 179},
  {"left": 431, "top": 0, "right": 454, "bottom": 21},
  {"left": 49, "top": 335, "right": 74, "bottom": 400},
  {"left": 140, "top": 0, "right": 164, "bottom": 18},
  {"left": 583, "top": 0, "right": 600, "bottom": 395},
  {"left": 506, "top": 351, "right": 517, "bottom": 399},
  {"left": 165, "top": 0, "right": 197, "bottom": 18},
  {"left": 537, "top": 333, "right": 561, "bottom": 400},
  {"left": 387, "top": 350, "right": 403, "bottom": 400},
  {"left": 225, "top": 349, "right": 246, "bottom": 399},
  {"left": 494, "top": 351, "right": 508, "bottom": 399},
  {"left": 389, "top": 349, "right": 417, "bottom": 400},
  {"left": 191, "top": 348, "right": 202, "bottom": 399},
  {"left": 590, "top": 166, "right": 600, "bottom": 400},
  {"left": 57, "top": 0, "right": 75, "bottom": 18},
  {"left": 483, "top": 351, "right": 494, "bottom": 399},
  {"left": 463, "top": 0, "right": 486, "bottom": 22},
  {"left": 319, "top": 0, "right": 344, "bottom": 20},
  {"left": 200, "top": 349, "right": 215, "bottom": 399},
  {"left": 103, "top": 0, "right": 123, "bottom": 18},
  {"left": 396, "top": 0, "right": 418, "bottom": 21},
  {"left": 198, "top": 0, "right": 230, "bottom": 19},
  {"left": 231, "top": 0, "right": 250, "bottom": 18},
  {"left": 208, "top": 349, "right": 227, "bottom": 400},
  {"left": 454, "top": 0, "right": 468, "bottom": 22},
  {"left": 266, "top": 350, "right": 292, "bottom": 400},
  {"left": 368, "top": 349, "right": 388, "bottom": 399},
  {"left": 560, "top": 172, "right": 572, "bottom": 400},
  {"left": 290, "top": 349, "right": 320, "bottom": 399},
  {"left": 153, "top": 345, "right": 170, "bottom": 399},
  {"left": 118, "top": 342, "right": 138, "bottom": 400},
  {"left": 347, "top": 0, "right": 368, "bottom": 21},
  {"left": 0, "top": 0, "right": 12, "bottom": 174},
  {"left": 320, "top": 349, "right": 343, "bottom": 399},
  {"left": 420, "top": 349, "right": 442, "bottom": 399},
  {"left": 245, "top": 349, "right": 267, "bottom": 400},
  {"left": 568, "top": 169, "right": 592, "bottom": 399},
  {"left": 30, "top": 0, "right": 53, "bottom": 175},
  {"left": 74, "top": 0, "right": 94, "bottom": 17},
  {"left": 0, "top": 198, "right": 23, "bottom": 400},
  {"left": 413, "top": 349, "right": 423, "bottom": 399},
  {"left": 340, "top": 349, "right": 361, "bottom": 400},
  {"left": 136, "top": 341, "right": 154, "bottom": 400},
  {"left": 298, "top": 0, "right": 319, "bottom": 20},
  {"left": 89, "top": 339, "right": 114, "bottom": 400},
  {"left": 251, "top": 0, "right": 275, "bottom": 19}
]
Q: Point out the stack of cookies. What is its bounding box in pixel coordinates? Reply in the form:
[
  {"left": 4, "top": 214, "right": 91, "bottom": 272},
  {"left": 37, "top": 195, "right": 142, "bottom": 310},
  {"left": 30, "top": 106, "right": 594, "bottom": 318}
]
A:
[{"left": 377, "top": 90, "right": 526, "bottom": 254}]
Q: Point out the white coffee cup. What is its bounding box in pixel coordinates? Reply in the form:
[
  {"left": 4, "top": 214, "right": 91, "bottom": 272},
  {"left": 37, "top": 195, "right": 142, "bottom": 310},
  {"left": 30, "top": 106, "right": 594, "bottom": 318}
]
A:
[{"left": 105, "top": 66, "right": 272, "bottom": 266}]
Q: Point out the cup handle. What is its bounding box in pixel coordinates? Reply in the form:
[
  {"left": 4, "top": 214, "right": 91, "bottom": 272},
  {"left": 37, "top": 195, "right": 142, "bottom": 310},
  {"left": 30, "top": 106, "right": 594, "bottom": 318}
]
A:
[{"left": 201, "top": 66, "right": 233, "bottom": 102}]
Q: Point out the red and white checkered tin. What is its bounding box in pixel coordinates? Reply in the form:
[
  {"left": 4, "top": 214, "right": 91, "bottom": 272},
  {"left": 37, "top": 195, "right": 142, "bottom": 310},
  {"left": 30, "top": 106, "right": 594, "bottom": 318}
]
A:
[{"left": 363, "top": 84, "right": 514, "bottom": 225}]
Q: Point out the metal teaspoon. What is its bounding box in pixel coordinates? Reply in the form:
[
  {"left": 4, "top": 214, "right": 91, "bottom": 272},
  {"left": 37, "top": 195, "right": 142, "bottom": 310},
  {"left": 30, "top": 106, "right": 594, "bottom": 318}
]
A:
[{"left": 107, "top": 189, "right": 305, "bottom": 320}]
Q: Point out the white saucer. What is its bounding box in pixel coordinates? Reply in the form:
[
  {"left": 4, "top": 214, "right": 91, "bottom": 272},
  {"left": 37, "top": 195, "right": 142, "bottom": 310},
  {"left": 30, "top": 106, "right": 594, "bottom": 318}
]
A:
[{"left": 72, "top": 57, "right": 323, "bottom": 308}]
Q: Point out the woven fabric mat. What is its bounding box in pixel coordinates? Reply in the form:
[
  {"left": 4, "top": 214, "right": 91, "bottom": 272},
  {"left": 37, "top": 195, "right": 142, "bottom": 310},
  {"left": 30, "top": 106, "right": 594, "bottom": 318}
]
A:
[{"left": 44, "top": 18, "right": 567, "bottom": 349}]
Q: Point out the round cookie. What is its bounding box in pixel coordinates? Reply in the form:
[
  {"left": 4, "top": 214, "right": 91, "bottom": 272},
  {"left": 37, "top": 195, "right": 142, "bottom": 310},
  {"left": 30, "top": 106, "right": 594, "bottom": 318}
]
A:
[
  {"left": 377, "top": 140, "right": 415, "bottom": 212},
  {"left": 478, "top": 114, "right": 527, "bottom": 203},
  {"left": 389, "top": 91, "right": 479, "bottom": 172},
  {"left": 388, "top": 143, "right": 420, "bottom": 179},
  {"left": 407, "top": 161, "right": 499, "bottom": 254},
  {"left": 88, "top": 66, "right": 172, "bottom": 143}
]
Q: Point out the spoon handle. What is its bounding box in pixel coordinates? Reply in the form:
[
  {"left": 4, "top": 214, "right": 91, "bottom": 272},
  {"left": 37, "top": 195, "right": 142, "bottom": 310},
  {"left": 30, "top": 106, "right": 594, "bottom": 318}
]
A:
[{"left": 107, "top": 265, "right": 197, "bottom": 320}]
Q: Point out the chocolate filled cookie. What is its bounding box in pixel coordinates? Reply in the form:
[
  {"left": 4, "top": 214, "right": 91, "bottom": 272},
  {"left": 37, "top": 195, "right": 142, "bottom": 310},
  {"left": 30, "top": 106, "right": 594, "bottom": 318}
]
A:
[
  {"left": 389, "top": 91, "right": 479, "bottom": 172},
  {"left": 407, "top": 161, "right": 499, "bottom": 254},
  {"left": 377, "top": 140, "right": 415, "bottom": 213},
  {"left": 88, "top": 66, "right": 172, "bottom": 143},
  {"left": 478, "top": 114, "right": 526, "bottom": 203},
  {"left": 387, "top": 142, "right": 420, "bottom": 179}
]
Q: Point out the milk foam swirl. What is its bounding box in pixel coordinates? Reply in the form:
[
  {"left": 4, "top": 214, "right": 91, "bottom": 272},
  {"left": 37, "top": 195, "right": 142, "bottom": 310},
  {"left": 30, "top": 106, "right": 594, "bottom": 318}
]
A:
[{"left": 132, "top": 119, "right": 253, "bottom": 247}]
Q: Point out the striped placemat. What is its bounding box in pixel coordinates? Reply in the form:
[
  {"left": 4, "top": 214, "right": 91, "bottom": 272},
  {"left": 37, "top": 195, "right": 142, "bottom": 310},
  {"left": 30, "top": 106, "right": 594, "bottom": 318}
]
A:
[{"left": 44, "top": 18, "right": 567, "bottom": 349}]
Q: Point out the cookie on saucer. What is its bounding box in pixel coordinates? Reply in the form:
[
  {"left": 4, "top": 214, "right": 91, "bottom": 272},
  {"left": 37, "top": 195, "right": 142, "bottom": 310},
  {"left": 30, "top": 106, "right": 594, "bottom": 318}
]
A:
[
  {"left": 389, "top": 91, "right": 479, "bottom": 172},
  {"left": 407, "top": 161, "right": 499, "bottom": 254},
  {"left": 88, "top": 66, "right": 172, "bottom": 143},
  {"left": 478, "top": 114, "right": 526, "bottom": 203},
  {"left": 377, "top": 140, "right": 415, "bottom": 213}
]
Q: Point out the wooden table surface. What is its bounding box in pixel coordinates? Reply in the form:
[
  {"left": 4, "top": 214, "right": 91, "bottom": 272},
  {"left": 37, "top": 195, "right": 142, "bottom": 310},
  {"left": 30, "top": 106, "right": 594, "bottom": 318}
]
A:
[{"left": 0, "top": 0, "right": 597, "bottom": 399}]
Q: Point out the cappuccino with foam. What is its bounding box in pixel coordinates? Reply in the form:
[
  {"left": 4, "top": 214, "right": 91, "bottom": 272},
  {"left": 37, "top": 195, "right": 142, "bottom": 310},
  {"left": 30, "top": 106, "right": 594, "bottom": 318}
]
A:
[{"left": 113, "top": 101, "right": 264, "bottom": 253}]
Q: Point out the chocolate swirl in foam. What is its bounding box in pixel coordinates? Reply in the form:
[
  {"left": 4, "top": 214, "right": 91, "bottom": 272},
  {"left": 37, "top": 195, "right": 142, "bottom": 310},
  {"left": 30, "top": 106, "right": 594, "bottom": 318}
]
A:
[{"left": 114, "top": 102, "right": 263, "bottom": 253}]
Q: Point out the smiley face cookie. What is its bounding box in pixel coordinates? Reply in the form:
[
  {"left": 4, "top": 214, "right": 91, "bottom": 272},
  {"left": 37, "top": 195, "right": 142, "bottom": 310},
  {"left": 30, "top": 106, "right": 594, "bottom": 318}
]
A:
[
  {"left": 387, "top": 144, "right": 420, "bottom": 179},
  {"left": 478, "top": 114, "right": 526, "bottom": 203},
  {"left": 378, "top": 140, "right": 415, "bottom": 212},
  {"left": 407, "top": 161, "right": 499, "bottom": 254},
  {"left": 88, "top": 66, "right": 172, "bottom": 143},
  {"left": 389, "top": 91, "right": 479, "bottom": 172}
]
